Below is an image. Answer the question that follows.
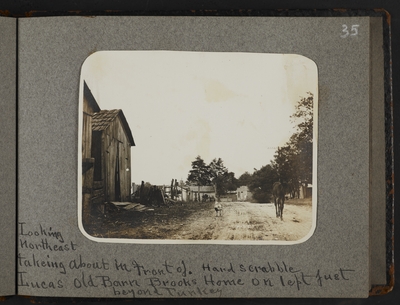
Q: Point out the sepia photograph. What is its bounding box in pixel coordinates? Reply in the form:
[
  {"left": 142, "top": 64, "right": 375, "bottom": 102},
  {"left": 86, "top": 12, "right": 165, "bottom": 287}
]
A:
[{"left": 78, "top": 51, "right": 318, "bottom": 244}]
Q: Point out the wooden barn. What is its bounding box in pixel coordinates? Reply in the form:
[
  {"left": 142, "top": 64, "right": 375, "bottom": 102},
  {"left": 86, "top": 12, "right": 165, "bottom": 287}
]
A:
[
  {"left": 82, "top": 82, "right": 101, "bottom": 225},
  {"left": 82, "top": 82, "right": 100, "bottom": 172},
  {"left": 82, "top": 82, "right": 135, "bottom": 227},
  {"left": 91, "top": 108, "right": 135, "bottom": 203}
]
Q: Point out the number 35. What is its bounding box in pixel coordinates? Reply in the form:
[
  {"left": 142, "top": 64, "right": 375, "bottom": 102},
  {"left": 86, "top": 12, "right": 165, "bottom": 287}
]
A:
[{"left": 341, "top": 24, "right": 359, "bottom": 38}]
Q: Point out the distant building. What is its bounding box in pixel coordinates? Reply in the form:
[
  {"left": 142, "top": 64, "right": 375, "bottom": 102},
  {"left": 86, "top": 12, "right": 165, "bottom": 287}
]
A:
[
  {"left": 299, "top": 184, "right": 312, "bottom": 199},
  {"left": 220, "top": 191, "right": 237, "bottom": 202},
  {"left": 188, "top": 185, "right": 216, "bottom": 201},
  {"left": 236, "top": 186, "right": 253, "bottom": 201}
]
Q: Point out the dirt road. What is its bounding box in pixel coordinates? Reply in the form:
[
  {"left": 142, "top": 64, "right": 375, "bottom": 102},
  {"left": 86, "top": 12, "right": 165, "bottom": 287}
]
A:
[
  {"left": 173, "top": 201, "right": 313, "bottom": 241},
  {"left": 88, "top": 199, "right": 313, "bottom": 242}
]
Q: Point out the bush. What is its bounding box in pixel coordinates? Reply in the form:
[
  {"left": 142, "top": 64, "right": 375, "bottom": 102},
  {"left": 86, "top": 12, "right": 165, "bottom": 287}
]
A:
[{"left": 252, "top": 190, "right": 272, "bottom": 203}]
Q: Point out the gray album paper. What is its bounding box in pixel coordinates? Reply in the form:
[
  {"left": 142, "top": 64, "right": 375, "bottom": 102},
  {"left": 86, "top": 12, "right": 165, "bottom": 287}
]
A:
[
  {"left": 16, "top": 16, "right": 385, "bottom": 298},
  {"left": 0, "top": 16, "right": 16, "bottom": 297}
]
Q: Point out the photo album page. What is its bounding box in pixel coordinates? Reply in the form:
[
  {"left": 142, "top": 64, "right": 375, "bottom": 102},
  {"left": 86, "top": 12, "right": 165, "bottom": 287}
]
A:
[{"left": 12, "top": 15, "right": 391, "bottom": 298}]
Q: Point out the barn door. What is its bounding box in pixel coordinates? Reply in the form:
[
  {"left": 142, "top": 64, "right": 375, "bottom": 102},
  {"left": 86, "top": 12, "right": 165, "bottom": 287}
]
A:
[{"left": 115, "top": 143, "right": 121, "bottom": 202}]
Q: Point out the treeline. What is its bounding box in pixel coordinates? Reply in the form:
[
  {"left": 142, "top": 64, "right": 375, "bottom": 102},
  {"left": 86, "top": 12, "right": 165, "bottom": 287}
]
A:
[
  {"left": 243, "top": 92, "right": 313, "bottom": 202},
  {"left": 247, "top": 92, "right": 314, "bottom": 202},
  {"left": 186, "top": 92, "right": 314, "bottom": 202},
  {"left": 186, "top": 156, "right": 239, "bottom": 197}
]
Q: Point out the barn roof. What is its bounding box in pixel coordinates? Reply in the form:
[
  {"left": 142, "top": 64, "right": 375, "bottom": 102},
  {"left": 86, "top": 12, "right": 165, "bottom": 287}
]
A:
[{"left": 92, "top": 109, "right": 135, "bottom": 146}]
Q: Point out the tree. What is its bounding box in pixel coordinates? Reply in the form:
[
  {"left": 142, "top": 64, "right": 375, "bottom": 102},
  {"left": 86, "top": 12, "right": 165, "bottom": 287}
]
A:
[
  {"left": 290, "top": 92, "right": 313, "bottom": 145},
  {"left": 248, "top": 165, "right": 279, "bottom": 202},
  {"left": 225, "top": 172, "right": 239, "bottom": 191},
  {"left": 288, "top": 134, "right": 312, "bottom": 186},
  {"left": 271, "top": 92, "right": 314, "bottom": 192},
  {"left": 237, "top": 171, "right": 252, "bottom": 187},
  {"left": 209, "top": 158, "right": 238, "bottom": 197},
  {"left": 271, "top": 144, "right": 301, "bottom": 198},
  {"left": 187, "top": 156, "right": 212, "bottom": 186},
  {"left": 289, "top": 92, "right": 313, "bottom": 186},
  {"left": 186, "top": 156, "right": 240, "bottom": 199},
  {"left": 187, "top": 156, "right": 212, "bottom": 202},
  {"left": 213, "top": 171, "right": 239, "bottom": 196},
  {"left": 209, "top": 158, "right": 228, "bottom": 179},
  {"left": 271, "top": 145, "right": 297, "bottom": 183}
]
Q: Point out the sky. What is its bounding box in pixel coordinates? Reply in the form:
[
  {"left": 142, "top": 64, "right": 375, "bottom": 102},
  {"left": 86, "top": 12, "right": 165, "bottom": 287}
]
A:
[{"left": 80, "top": 51, "right": 318, "bottom": 185}]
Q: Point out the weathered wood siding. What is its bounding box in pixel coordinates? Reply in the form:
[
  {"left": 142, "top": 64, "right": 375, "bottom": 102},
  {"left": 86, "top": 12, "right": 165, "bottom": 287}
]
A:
[
  {"left": 91, "top": 131, "right": 102, "bottom": 181},
  {"left": 82, "top": 89, "right": 100, "bottom": 226},
  {"left": 82, "top": 94, "right": 98, "bottom": 190},
  {"left": 101, "top": 115, "right": 132, "bottom": 202},
  {"left": 82, "top": 96, "right": 95, "bottom": 160}
]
